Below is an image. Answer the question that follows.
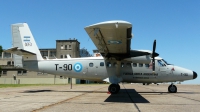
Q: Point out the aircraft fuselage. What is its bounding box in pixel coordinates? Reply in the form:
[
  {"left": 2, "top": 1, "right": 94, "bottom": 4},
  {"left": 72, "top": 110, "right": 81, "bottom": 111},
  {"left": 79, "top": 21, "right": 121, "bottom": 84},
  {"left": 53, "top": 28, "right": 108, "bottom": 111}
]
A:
[{"left": 23, "top": 57, "right": 196, "bottom": 83}]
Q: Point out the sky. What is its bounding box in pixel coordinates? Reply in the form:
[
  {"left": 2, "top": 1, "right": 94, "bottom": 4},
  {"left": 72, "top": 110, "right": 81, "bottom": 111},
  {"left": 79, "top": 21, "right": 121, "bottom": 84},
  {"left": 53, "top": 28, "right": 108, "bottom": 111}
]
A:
[{"left": 0, "top": 0, "right": 199, "bottom": 84}]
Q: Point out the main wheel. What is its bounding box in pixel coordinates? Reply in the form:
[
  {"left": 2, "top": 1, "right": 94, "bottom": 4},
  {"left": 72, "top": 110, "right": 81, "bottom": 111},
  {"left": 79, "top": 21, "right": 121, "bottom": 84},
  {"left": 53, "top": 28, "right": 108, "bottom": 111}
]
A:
[
  {"left": 117, "top": 84, "right": 120, "bottom": 92},
  {"left": 108, "top": 84, "right": 120, "bottom": 94},
  {"left": 168, "top": 85, "right": 177, "bottom": 93}
]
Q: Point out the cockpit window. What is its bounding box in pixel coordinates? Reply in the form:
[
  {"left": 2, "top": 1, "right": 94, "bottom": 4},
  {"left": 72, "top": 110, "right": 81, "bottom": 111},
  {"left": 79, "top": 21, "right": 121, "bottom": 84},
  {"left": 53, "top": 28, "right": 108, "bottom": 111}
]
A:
[
  {"left": 162, "top": 59, "right": 171, "bottom": 65},
  {"left": 157, "top": 60, "right": 166, "bottom": 67}
]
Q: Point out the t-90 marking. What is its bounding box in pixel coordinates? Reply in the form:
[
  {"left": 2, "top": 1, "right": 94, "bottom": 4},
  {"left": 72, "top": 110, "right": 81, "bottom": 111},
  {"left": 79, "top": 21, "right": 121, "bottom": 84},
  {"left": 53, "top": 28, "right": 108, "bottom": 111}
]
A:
[
  {"left": 55, "top": 64, "right": 72, "bottom": 71},
  {"left": 63, "top": 64, "right": 72, "bottom": 71}
]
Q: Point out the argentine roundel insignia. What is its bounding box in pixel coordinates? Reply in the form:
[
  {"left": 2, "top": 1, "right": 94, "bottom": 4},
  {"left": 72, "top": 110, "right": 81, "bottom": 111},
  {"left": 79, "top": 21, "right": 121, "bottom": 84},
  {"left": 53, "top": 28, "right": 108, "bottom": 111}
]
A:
[{"left": 73, "top": 63, "right": 82, "bottom": 72}]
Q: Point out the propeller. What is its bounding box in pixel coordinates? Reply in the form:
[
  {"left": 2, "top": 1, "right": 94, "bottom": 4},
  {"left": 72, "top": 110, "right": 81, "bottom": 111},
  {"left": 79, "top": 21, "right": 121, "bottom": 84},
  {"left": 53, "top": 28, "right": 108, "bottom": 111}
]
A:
[{"left": 152, "top": 40, "right": 156, "bottom": 72}]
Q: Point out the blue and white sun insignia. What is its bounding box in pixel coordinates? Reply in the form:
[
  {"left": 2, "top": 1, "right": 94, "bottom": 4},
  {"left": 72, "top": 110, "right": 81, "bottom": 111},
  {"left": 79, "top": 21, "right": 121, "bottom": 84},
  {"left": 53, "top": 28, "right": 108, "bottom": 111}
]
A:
[
  {"left": 74, "top": 63, "right": 82, "bottom": 72},
  {"left": 24, "top": 36, "right": 30, "bottom": 42}
]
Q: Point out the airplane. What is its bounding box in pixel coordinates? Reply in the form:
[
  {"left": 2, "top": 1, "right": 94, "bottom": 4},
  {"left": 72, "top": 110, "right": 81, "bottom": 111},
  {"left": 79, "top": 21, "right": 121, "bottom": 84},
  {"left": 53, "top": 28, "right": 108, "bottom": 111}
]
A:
[{"left": 5, "top": 20, "right": 197, "bottom": 94}]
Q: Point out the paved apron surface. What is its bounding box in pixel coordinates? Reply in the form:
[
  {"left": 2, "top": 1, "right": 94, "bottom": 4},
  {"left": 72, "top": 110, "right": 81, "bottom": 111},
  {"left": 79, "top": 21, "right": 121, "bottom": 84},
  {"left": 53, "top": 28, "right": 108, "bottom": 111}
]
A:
[{"left": 0, "top": 84, "right": 199, "bottom": 112}]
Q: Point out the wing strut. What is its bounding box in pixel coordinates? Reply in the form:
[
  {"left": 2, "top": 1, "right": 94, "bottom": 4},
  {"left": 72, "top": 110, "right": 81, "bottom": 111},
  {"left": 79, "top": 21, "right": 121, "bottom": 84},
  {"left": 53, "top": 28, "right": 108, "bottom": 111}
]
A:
[{"left": 116, "top": 61, "right": 121, "bottom": 77}]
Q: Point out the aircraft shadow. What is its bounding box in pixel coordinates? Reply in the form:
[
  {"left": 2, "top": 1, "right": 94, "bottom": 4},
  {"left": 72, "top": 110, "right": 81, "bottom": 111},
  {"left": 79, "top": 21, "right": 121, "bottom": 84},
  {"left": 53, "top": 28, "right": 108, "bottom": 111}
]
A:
[
  {"left": 104, "top": 89, "right": 150, "bottom": 103},
  {"left": 21, "top": 90, "right": 107, "bottom": 93},
  {"left": 22, "top": 90, "right": 54, "bottom": 93}
]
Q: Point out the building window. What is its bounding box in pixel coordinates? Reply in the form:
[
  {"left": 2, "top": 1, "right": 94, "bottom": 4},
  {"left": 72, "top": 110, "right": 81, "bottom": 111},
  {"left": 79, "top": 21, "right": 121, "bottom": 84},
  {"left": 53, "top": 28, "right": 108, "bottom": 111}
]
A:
[
  {"left": 68, "top": 78, "right": 71, "bottom": 83},
  {"left": 60, "top": 55, "right": 63, "bottom": 58},
  {"left": 68, "top": 45, "right": 72, "bottom": 50},
  {"left": 89, "top": 63, "right": 93, "bottom": 67},
  {"left": 37, "top": 72, "right": 48, "bottom": 75},
  {"left": 65, "top": 45, "right": 67, "bottom": 50},
  {"left": 61, "top": 45, "right": 64, "bottom": 49},
  {"left": 41, "top": 51, "right": 48, "bottom": 57},
  {"left": 4, "top": 52, "right": 11, "bottom": 58},
  {"left": 2, "top": 71, "right": 7, "bottom": 75},
  {"left": 121, "top": 63, "right": 124, "bottom": 67},
  {"left": 23, "top": 70, "right": 27, "bottom": 75},
  {"left": 7, "top": 61, "right": 11, "bottom": 65},
  {"left": 50, "top": 51, "right": 56, "bottom": 57},
  {"left": 60, "top": 76, "right": 63, "bottom": 79},
  {"left": 17, "top": 71, "right": 22, "bottom": 74},
  {"left": 18, "top": 71, "right": 27, "bottom": 76},
  {"left": 0, "top": 71, "right": 6, "bottom": 76}
]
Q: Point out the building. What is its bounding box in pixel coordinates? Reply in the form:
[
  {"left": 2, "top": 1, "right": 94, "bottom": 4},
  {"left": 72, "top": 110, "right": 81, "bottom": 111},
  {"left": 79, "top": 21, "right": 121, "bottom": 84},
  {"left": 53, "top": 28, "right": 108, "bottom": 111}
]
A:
[
  {"left": 56, "top": 40, "right": 80, "bottom": 58},
  {"left": 0, "top": 39, "right": 92, "bottom": 84}
]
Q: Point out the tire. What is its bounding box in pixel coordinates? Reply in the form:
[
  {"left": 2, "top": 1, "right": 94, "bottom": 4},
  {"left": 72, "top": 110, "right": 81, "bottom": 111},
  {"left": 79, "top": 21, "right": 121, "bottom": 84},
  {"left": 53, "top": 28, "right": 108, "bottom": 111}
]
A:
[
  {"left": 168, "top": 85, "right": 177, "bottom": 93},
  {"left": 117, "top": 84, "right": 120, "bottom": 93},
  {"left": 108, "top": 84, "right": 120, "bottom": 94}
]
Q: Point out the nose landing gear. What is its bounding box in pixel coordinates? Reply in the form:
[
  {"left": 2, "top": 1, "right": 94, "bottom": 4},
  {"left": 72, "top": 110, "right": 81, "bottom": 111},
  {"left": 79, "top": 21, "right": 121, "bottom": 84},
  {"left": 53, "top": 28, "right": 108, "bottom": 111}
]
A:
[
  {"left": 108, "top": 84, "right": 120, "bottom": 94},
  {"left": 168, "top": 84, "right": 177, "bottom": 93}
]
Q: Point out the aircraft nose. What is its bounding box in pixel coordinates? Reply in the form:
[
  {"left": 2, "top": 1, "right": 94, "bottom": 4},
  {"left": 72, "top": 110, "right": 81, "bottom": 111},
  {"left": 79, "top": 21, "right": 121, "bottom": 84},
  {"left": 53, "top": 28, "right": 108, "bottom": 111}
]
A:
[{"left": 193, "top": 71, "right": 197, "bottom": 79}]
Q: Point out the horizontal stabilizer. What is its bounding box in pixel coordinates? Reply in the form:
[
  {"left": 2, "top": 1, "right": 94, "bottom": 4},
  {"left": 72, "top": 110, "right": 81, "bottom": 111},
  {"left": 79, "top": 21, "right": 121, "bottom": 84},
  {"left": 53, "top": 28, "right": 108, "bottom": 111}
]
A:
[{"left": 4, "top": 47, "right": 36, "bottom": 56}]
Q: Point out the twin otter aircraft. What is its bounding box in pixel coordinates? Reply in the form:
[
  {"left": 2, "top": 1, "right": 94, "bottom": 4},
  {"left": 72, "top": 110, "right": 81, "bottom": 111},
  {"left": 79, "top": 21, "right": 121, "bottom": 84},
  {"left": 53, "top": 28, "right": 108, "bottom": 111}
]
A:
[{"left": 5, "top": 20, "right": 197, "bottom": 94}]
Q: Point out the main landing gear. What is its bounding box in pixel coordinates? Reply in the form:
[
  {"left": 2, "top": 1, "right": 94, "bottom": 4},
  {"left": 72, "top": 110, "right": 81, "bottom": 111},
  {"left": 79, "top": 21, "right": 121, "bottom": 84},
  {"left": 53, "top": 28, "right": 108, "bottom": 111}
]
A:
[
  {"left": 108, "top": 84, "right": 120, "bottom": 94},
  {"left": 168, "top": 84, "right": 177, "bottom": 93}
]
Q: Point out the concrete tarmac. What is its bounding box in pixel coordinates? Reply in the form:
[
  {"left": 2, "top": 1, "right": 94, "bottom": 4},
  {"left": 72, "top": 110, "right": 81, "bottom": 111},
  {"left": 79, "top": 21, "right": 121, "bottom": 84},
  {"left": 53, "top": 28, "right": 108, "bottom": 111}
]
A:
[{"left": 0, "top": 84, "right": 200, "bottom": 112}]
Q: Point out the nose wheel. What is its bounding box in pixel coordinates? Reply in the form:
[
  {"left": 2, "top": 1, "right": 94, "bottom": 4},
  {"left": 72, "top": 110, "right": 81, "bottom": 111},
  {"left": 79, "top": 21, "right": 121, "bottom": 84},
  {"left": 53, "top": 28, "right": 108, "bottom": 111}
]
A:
[
  {"left": 168, "top": 84, "right": 177, "bottom": 93},
  {"left": 108, "top": 84, "right": 120, "bottom": 94}
]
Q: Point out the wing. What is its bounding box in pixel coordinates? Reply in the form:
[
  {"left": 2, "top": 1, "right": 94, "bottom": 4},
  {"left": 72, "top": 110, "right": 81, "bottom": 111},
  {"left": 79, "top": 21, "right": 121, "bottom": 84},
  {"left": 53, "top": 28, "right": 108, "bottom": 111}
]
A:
[{"left": 85, "top": 20, "right": 132, "bottom": 59}]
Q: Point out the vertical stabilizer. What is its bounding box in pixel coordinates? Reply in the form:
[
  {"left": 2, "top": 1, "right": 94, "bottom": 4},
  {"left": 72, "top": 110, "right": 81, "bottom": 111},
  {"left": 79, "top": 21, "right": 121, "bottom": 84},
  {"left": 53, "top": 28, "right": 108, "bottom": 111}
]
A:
[{"left": 12, "top": 23, "right": 43, "bottom": 61}]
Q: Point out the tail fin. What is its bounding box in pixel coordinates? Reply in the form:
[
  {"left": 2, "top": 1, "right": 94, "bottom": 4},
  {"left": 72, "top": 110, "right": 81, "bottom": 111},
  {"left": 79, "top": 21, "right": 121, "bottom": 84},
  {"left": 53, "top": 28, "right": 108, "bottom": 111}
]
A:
[{"left": 6, "top": 23, "right": 43, "bottom": 61}]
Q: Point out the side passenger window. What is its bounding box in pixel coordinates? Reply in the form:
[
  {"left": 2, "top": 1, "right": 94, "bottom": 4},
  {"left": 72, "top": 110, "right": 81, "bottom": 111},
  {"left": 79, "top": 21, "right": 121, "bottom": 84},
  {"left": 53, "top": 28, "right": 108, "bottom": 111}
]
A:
[
  {"left": 139, "top": 63, "right": 143, "bottom": 67},
  {"left": 126, "top": 63, "right": 131, "bottom": 67},
  {"left": 100, "top": 62, "right": 104, "bottom": 66},
  {"left": 89, "top": 63, "right": 93, "bottom": 67},
  {"left": 106, "top": 62, "right": 111, "bottom": 67},
  {"left": 133, "top": 63, "right": 137, "bottom": 67},
  {"left": 113, "top": 62, "right": 117, "bottom": 67},
  {"left": 121, "top": 63, "right": 124, "bottom": 67},
  {"left": 145, "top": 64, "right": 149, "bottom": 68}
]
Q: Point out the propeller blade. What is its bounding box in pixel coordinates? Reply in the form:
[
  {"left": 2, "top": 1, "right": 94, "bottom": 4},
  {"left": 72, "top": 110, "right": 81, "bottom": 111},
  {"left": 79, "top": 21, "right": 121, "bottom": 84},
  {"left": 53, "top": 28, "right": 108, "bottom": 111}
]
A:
[
  {"left": 152, "top": 40, "right": 156, "bottom": 57},
  {"left": 152, "top": 40, "right": 156, "bottom": 72}
]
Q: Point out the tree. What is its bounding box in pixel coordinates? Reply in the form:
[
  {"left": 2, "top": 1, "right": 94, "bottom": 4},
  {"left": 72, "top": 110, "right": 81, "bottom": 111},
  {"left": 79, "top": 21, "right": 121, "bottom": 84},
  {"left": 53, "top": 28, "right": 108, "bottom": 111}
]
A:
[
  {"left": 0, "top": 45, "right": 2, "bottom": 54},
  {"left": 0, "top": 45, "right": 2, "bottom": 77},
  {"left": 0, "top": 66, "right": 1, "bottom": 77}
]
